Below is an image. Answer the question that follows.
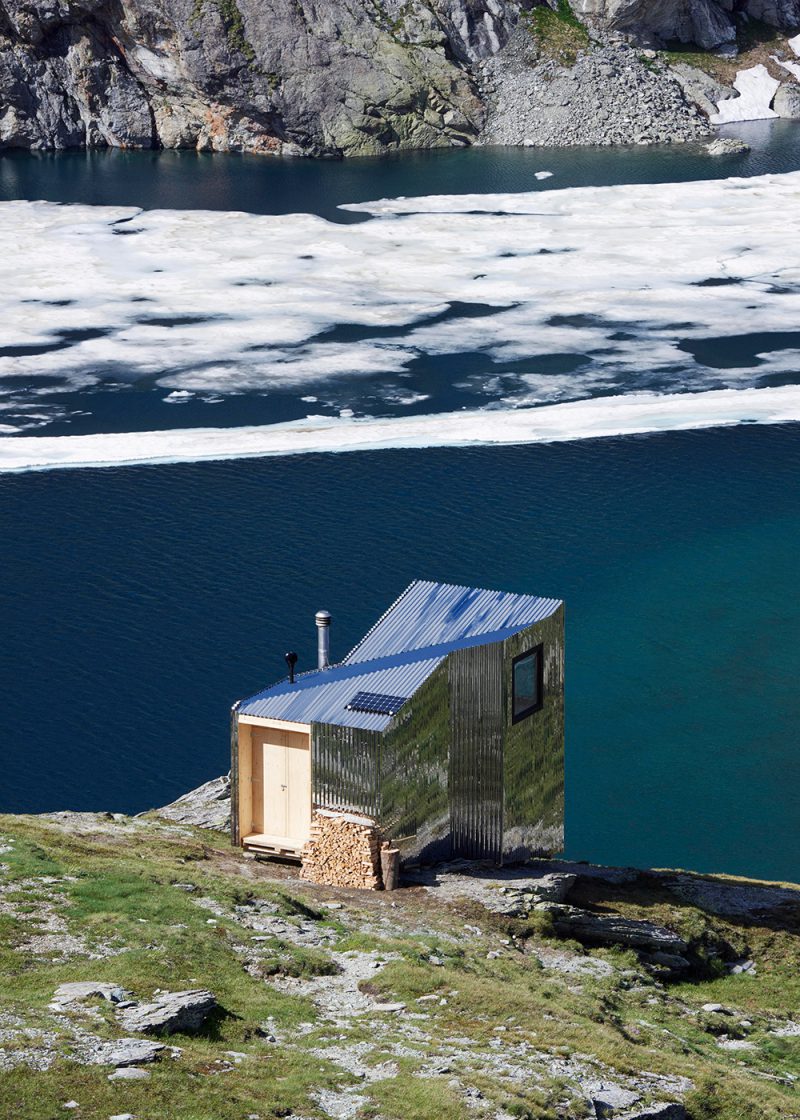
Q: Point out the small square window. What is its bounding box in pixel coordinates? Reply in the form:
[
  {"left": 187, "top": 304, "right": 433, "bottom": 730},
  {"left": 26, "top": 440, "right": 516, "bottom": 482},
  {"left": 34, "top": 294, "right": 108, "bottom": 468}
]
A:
[{"left": 512, "top": 645, "right": 543, "bottom": 724}]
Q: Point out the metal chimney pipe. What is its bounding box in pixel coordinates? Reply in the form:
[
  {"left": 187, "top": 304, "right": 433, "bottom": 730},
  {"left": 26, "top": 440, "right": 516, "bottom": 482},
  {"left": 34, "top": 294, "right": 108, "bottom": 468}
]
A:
[{"left": 315, "top": 610, "right": 331, "bottom": 670}]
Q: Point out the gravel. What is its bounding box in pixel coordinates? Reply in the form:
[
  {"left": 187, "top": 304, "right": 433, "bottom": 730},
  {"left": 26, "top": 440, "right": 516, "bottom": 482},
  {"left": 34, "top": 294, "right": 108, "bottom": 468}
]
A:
[{"left": 477, "top": 30, "right": 711, "bottom": 149}]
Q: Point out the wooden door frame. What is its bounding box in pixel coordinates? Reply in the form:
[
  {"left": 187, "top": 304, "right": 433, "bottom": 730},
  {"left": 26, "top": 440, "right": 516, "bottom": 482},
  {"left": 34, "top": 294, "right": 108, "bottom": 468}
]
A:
[{"left": 237, "top": 716, "right": 312, "bottom": 852}]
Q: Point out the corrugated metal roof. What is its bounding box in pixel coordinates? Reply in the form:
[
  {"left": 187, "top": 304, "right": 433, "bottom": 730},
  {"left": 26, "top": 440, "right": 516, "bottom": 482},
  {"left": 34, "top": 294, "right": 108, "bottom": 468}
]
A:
[
  {"left": 238, "top": 649, "right": 445, "bottom": 731},
  {"left": 237, "top": 580, "right": 562, "bottom": 731},
  {"left": 344, "top": 580, "right": 562, "bottom": 664}
]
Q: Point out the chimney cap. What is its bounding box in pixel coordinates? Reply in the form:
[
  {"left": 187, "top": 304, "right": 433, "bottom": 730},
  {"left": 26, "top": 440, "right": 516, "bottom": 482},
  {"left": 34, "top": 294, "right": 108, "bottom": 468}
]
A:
[{"left": 315, "top": 610, "right": 332, "bottom": 625}]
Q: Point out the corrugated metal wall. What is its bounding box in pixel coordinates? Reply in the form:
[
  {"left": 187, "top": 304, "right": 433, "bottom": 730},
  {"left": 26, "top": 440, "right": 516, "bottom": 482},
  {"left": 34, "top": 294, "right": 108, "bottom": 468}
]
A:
[
  {"left": 380, "top": 660, "right": 451, "bottom": 862},
  {"left": 502, "top": 607, "right": 565, "bottom": 861},
  {"left": 311, "top": 723, "right": 381, "bottom": 818},
  {"left": 448, "top": 641, "right": 505, "bottom": 861},
  {"left": 307, "top": 610, "right": 564, "bottom": 865}
]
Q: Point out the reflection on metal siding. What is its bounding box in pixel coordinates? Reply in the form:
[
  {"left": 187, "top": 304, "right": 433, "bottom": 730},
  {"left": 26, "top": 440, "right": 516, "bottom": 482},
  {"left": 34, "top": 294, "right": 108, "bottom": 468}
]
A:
[
  {"left": 502, "top": 607, "right": 565, "bottom": 860},
  {"left": 449, "top": 642, "right": 504, "bottom": 862},
  {"left": 345, "top": 580, "right": 562, "bottom": 664},
  {"left": 230, "top": 704, "right": 241, "bottom": 846},
  {"left": 312, "top": 723, "right": 381, "bottom": 818},
  {"left": 379, "top": 660, "right": 451, "bottom": 862}
]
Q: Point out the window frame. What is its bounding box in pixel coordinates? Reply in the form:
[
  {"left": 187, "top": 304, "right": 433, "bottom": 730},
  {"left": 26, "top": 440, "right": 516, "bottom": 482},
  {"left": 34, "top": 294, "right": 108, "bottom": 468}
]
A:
[{"left": 511, "top": 644, "right": 544, "bottom": 725}]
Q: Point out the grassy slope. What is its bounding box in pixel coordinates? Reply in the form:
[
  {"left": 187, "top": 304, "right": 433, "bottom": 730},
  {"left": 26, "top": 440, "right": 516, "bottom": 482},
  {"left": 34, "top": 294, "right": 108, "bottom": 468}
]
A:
[
  {"left": 661, "top": 18, "right": 795, "bottom": 84},
  {"left": 0, "top": 813, "right": 798, "bottom": 1120}
]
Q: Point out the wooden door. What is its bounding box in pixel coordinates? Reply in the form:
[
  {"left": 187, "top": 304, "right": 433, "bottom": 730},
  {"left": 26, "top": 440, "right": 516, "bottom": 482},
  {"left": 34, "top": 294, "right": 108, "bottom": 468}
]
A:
[
  {"left": 263, "top": 736, "right": 289, "bottom": 837},
  {"left": 251, "top": 727, "right": 311, "bottom": 844},
  {"left": 286, "top": 734, "right": 312, "bottom": 841}
]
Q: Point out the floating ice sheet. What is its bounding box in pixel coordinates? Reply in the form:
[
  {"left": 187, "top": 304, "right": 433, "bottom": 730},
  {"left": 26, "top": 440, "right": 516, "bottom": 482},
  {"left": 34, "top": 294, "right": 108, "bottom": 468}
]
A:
[
  {"left": 2, "top": 170, "right": 800, "bottom": 434},
  {"left": 1, "top": 386, "right": 798, "bottom": 474}
]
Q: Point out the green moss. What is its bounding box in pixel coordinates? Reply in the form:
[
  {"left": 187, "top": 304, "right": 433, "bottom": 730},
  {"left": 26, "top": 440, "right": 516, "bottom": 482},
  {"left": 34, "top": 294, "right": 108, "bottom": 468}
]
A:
[
  {"left": 190, "top": 0, "right": 256, "bottom": 62},
  {"left": 366, "top": 1073, "right": 470, "bottom": 1120},
  {"left": 522, "top": 1, "right": 590, "bottom": 66}
]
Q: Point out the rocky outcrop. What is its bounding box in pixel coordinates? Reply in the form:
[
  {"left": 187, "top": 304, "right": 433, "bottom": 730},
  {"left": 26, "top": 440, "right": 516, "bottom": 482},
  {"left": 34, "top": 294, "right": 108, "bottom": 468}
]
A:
[
  {"left": 151, "top": 773, "right": 231, "bottom": 831},
  {"left": 116, "top": 989, "right": 216, "bottom": 1035},
  {"left": 570, "top": 0, "right": 735, "bottom": 50},
  {"left": 569, "top": 0, "right": 800, "bottom": 49},
  {"left": 705, "top": 136, "right": 751, "bottom": 154},
  {"left": 539, "top": 902, "right": 690, "bottom": 954},
  {"left": 80, "top": 1038, "right": 166, "bottom": 1067},
  {"left": 51, "top": 978, "right": 216, "bottom": 1039}
]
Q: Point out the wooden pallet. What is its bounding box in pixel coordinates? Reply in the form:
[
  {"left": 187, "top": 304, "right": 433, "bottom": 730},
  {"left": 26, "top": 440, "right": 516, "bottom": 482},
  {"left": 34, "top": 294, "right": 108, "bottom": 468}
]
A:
[{"left": 242, "top": 833, "right": 304, "bottom": 860}]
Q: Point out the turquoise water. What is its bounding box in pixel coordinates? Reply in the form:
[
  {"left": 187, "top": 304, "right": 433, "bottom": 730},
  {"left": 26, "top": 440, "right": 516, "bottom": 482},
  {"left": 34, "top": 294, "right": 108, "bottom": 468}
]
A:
[
  {"left": 1, "top": 129, "right": 799, "bottom": 881},
  {"left": 1, "top": 425, "right": 798, "bottom": 882}
]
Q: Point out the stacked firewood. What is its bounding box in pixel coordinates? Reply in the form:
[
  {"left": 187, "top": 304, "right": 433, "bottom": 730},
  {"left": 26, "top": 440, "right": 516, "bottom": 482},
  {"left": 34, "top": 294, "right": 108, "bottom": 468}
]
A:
[{"left": 301, "top": 809, "right": 382, "bottom": 890}]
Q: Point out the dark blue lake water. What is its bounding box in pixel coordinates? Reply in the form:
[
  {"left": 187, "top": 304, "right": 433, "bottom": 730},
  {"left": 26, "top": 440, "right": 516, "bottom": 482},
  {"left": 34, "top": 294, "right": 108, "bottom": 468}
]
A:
[
  {"left": 1, "top": 127, "right": 799, "bottom": 882},
  {"left": 1, "top": 424, "right": 798, "bottom": 882},
  {"left": 3, "top": 118, "right": 798, "bottom": 218}
]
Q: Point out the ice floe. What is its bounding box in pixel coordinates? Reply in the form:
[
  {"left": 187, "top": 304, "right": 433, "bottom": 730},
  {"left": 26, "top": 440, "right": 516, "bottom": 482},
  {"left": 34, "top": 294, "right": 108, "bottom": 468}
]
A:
[
  {"left": 0, "top": 386, "right": 798, "bottom": 474},
  {"left": 710, "top": 65, "right": 779, "bottom": 123},
  {"left": 2, "top": 171, "right": 800, "bottom": 430}
]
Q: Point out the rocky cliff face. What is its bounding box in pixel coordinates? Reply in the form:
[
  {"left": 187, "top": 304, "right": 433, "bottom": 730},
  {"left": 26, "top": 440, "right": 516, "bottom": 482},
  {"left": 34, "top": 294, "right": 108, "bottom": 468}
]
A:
[
  {"left": 0, "top": 0, "right": 518, "bottom": 155},
  {"left": 0, "top": 0, "right": 798, "bottom": 156}
]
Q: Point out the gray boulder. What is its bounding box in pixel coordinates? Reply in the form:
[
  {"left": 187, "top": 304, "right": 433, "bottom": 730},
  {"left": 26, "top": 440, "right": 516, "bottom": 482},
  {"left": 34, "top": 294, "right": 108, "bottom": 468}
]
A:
[
  {"left": 539, "top": 903, "right": 689, "bottom": 954},
  {"left": 51, "top": 981, "right": 131, "bottom": 1010},
  {"left": 670, "top": 63, "right": 734, "bottom": 117},
  {"left": 773, "top": 82, "right": 800, "bottom": 120},
  {"left": 705, "top": 137, "right": 750, "bottom": 155},
  {"left": 639, "top": 950, "right": 692, "bottom": 977},
  {"left": 585, "top": 1080, "right": 641, "bottom": 1116},
  {"left": 116, "top": 989, "right": 216, "bottom": 1035},
  {"left": 83, "top": 1038, "right": 165, "bottom": 1067},
  {"left": 108, "top": 1067, "right": 151, "bottom": 1081}
]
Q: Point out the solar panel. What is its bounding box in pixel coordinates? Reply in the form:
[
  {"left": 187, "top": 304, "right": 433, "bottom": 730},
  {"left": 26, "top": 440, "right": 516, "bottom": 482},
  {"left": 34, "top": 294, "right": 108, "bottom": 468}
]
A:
[{"left": 346, "top": 691, "right": 409, "bottom": 716}]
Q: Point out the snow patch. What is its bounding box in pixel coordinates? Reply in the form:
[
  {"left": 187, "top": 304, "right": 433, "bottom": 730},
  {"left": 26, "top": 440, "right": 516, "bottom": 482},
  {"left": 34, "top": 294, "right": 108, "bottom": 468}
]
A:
[
  {"left": 774, "top": 55, "right": 800, "bottom": 83},
  {"left": 710, "top": 65, "right": 779, "bottom": 124}
]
